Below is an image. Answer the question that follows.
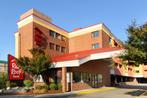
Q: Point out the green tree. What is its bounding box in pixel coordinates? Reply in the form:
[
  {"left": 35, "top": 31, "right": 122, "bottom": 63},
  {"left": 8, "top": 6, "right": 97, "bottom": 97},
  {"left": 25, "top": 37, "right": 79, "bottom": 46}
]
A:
[
  {"left": 16, "top": 48, "right": 52, "bottom": 82},
  {"left": 0, "top": 73, "right": 8, "bottom": 89},
  {"left": 120, "top": 22, "right": 147, "bottom": 66}
]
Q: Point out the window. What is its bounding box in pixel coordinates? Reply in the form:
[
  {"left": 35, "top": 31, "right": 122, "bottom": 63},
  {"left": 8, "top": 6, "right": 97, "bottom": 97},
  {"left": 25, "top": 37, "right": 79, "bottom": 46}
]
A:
[
  {"left": 128, "top": 68, "right": 132, "bottom": 71},
  {"left": 114, "top": 41, "right": 118, "bottom": 47},
  {"left": 109, "top": 37, "right": 113, "bottom": 45},
  {"left": 119, "top": 64, "right": 122, "bottom": 68},
  {"left": 144, "top": 70, "right": 147, "bottom": 72},
  {"left": 49, "top": 30, "right": 55, "bottom": 38},
  {"left": 114, "top": 63, "right": 118, "bottom": 67},
  {"left": 92, "top": 31, "right": 99, "bottom": 38},
  {"left": 61, "top": 35, "right": 66, "bottom": 41},
  {"left": 56, "top": 33, "right": 61, "bottom": 40},
  {"left": 56, "top": 45, "right": 60, "bottom": 51},
  {"left": 98, "top": 74, "right": 103, "bottom": 83},
  {"left": 135, "top": 70, "right": 139, "bottom": 73},
  {"left": 73, "top": 72, "right": 81, "bottom": 82},
  {"left": 61, "top": 47, "right": 65, "bottom": 53},
  {"left": 92, "top": 43, "right": 99, "bottom": 49},
  {"left": 49, "top": 43, "right": 55, "bottom": 50},
  {"left": 73, "top": 72, "right": 102, "bottom": 88}
]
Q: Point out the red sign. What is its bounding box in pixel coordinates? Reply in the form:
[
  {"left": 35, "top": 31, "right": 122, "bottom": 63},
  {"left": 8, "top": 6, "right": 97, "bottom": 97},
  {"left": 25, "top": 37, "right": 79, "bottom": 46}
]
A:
[{"left": 8, "top": 54, "right": 24, "bottom": 80}]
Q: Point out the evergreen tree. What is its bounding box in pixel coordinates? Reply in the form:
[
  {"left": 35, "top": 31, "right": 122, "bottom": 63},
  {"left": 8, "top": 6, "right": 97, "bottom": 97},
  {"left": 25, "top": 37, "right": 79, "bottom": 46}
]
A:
[{"left": 120, "top": 22, "right": 147, "bottom": 66}]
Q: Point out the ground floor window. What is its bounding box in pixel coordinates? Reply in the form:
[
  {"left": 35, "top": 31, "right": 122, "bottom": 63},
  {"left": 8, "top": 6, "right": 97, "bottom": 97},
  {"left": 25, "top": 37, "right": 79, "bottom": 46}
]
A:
[{"left": 73, "top": 72, "right": 103, "bottom": 88}]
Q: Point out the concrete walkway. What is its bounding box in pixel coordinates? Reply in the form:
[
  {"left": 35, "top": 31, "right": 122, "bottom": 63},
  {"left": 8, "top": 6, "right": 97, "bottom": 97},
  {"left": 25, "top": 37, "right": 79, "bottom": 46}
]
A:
[{"left": 35, "top": 87, "right": 117, "bottom": 98}]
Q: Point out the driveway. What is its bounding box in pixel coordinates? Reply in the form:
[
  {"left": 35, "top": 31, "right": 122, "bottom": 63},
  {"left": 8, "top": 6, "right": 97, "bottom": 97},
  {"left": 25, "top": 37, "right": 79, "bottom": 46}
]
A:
[
  {"left": 73, "top": 88, "right": 142, "bottom": 98},
  {"left": 0, "top": 88, "right": 146, "bottom": 98}
]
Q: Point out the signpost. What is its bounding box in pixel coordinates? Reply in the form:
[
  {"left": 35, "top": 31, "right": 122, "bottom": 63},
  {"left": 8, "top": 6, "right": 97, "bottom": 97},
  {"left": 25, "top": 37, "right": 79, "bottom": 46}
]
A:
[{"left": 8, "top": 54, "right": 24, "bottom": 81}]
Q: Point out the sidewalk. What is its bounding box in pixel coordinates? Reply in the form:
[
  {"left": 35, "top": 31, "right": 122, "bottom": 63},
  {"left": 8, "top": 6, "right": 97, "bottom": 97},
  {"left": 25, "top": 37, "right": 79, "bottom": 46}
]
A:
[{"left": 35, "top": 87, "right": 117, "bottom": 98}]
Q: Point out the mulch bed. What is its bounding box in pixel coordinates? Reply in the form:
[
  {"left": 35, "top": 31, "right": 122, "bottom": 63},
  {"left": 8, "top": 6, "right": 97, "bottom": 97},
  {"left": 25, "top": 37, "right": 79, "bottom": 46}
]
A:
[
  {"left": 16, "top": 90, "right": 62, "bottom": 95},
  {"left": 48, "top": 90, "right": 62, "bottom": 94},
  {"left": 0, "top": 90, "right": 62, "bottom": 95}
]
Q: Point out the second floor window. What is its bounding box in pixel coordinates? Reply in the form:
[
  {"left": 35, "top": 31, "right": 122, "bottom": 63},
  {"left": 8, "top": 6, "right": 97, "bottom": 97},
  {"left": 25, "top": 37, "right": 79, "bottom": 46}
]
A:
[
  {"left": 92, "top": 31, "right": 99, "bottom": 38},
  {"left": 49, "top": 42, "right": 55, "bottom": 50},
  {"left": 92, "top": 43, "right": 99, "bottom": 49},
  {"left": 56, "top": 45, "right": 60, "bottom": 51},
  {"left": 61, "top": 47, "right": 66, "bottom": 53}
]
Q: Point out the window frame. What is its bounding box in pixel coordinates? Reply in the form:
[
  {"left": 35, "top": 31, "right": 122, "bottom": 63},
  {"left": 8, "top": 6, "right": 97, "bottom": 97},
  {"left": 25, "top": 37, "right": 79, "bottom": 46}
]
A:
[
  {"left": 92, "top": 43, "right": 99, "bottom": 49},
  {"left": 61, "top": 47, "right": 66, "bottom": 53},
  {"left": 49, "top": 42, "right": 55, "bottom": 50},
  {"left": 49, "top": 30, "right": 56, "bottom": 38},
  {"left": 91, "top": 31, "right": 99, "bottom": 38},
  {"left": 56, "top": 45, "right": 60, "bottom": 51}
]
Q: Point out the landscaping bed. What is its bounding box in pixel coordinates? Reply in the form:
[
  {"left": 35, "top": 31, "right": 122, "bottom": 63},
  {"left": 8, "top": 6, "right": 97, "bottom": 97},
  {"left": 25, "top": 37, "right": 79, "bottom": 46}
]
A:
[
  {"left": 0, "top": 81, "right": 63, "bottom": 95},
  {"left": 0, "top": 89, "right": 62, "bottom": 95}
]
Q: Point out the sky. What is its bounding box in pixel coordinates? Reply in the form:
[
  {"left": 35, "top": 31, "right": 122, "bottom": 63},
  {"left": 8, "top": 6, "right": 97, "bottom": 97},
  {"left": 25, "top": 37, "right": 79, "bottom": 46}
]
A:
[{"left": 0, "top": 0, "right": 147, "bottom": 61}]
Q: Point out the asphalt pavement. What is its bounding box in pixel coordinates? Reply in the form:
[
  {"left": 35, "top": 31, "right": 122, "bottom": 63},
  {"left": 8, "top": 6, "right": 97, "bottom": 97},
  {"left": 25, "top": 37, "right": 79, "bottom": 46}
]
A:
[{"left": 0, "top": 88, "right": 146, "bottom": 98}]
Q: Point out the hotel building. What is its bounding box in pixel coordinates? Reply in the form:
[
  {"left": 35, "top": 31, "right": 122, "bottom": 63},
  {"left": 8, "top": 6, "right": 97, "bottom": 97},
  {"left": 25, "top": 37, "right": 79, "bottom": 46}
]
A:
[
  {"left": 14, "top": 9, "right": 147, "bottom": 92},
  {"left": 0, "top": 60, "right": 8, "bottom": 73}
]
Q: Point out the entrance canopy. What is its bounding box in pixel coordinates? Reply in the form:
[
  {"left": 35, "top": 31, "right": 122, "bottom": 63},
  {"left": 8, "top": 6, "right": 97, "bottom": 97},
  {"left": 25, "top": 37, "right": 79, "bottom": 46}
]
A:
[{"left": 52, "top": 47, "right": 124, "bottom": 68}]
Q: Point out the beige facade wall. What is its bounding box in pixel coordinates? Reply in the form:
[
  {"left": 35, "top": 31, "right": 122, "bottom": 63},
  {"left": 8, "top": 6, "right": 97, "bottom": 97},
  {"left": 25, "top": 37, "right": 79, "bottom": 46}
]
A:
[
  {"left": 20, "top": 9, "right": 52, "bottom": 22},
  {"left": 114, "top": 63, "right": 147, "bottom": 78},
  {"left": 14, "top": 32, "right": 20, "bottom": 58},
  {"left": 0, "top": 62, "right": 7, "bottom": 73}
]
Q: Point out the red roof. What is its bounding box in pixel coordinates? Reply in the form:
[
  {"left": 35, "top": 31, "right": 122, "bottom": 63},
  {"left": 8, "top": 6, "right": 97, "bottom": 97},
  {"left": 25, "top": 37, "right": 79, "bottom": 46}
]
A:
[{"left": 52, "top": 47, "right": 123, "bottom": 62}]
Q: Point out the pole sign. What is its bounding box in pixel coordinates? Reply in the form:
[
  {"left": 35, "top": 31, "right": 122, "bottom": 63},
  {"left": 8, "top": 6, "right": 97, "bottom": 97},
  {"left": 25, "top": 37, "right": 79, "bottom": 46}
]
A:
[{"left": 8, "top": 54, "right": 24, "bottom": 80}]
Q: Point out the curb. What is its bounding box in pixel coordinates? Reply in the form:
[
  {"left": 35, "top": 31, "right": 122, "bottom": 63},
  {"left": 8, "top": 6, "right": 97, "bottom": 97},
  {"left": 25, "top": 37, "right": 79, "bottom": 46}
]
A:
[
  {"left": 35, "top": 92, "right": 76, "bottom": 98},
  {"left": 76, "top": 87, "right": 117, "bottom": 95}
]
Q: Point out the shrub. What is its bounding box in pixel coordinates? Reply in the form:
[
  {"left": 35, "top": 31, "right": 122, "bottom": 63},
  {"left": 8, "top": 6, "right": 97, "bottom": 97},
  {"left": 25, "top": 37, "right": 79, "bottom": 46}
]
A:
[
  {"left": 36, "top": 85, "right": 48, "bottom": 90},
  {"left": 57, "top": 84, "right": 62, "bottom": 90},
  {"left": 23, "top": 80, "right": 33, "bottom": 87},
  {"left": 34, "top": 84, "right": 48, "bottom": 94},
  {"left": 49, "top": 83, "right": 57, "bottom": 90},
  {"left": 33, "top": 89, "right": 48, "bottom": 94},
  {"left": 10, "top": 82, "right": 17, "bottom": 88},
  {"left": 40, "top": 89, "right": 48, "bottom": 93},
  {"left": 0, "top": 80, "right": 5, "bottom": 89},
  {"left": 0, "top": 73, "right": 8, "bottom": 89}
]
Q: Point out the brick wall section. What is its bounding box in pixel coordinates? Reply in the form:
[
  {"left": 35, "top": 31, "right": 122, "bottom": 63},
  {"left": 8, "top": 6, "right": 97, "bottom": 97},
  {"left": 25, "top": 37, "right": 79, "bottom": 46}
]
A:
[
  {"left": 19, "top": 22, "right": 33, "bottom": 57},
  {"left": 70, "top": 60, "right": 111, "bottom": 90},
  {"left": 69, "top": 30, "right": 103, "bottom": 53},
  {"left": 72, "top": 82, "right": 92, "bottom": 91},
  {"left": 33, "top": 22, "right": 69, "bottom": 57},
  {"left": 102, "top": 30, "right": 110, "bottom": 48},
  {"left": 19, "top": 22, "right": 69, "bottom": 58}
]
